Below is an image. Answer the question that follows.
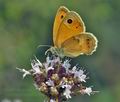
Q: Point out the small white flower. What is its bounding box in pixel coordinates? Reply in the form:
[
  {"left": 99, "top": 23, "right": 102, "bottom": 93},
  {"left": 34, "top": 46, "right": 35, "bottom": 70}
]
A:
[
  {"left": 79, "top": 74, "right": 86, "bottom": 82},
  {"left": 82, "top": 87, "right": 93, "bottom": 96},
  {"left": 16, "top": 68, "right": 31, "bottom": 78},
  {"left": 78, "top": 69, "right": 84, "bottom": 76},
  {"left": 31, "top": 58, "right": 42, "bottom": 74},
  {"left": 43, "top": 62, "right": 49, "bottom": 69},
  {"left": 44, "top": 56, "right": 60, "bottom": 71},
  {"left": 35, "top": 56, "right": 43, "bottom": 67},
  {"left": 46, "top": 79, "right": 54, "bottom": 86},
  {"left": 74, "top": 69, "right": 86, "bottom": 82},
  {"left": 63, "top": 85, "right": 72, "bottom": 99},
  {"left": 74, "top": 69, "right": 84, "bottom": 76},
  {"left": 49, "top": 57, "right": 61, "bottom": 67},
  {"left": 72, "top": 66, "right": 77, "bottom": 72},
  {"left": 46, "top": 66, "right": 54, "bottom": 72},
  {"left": 62, "top": 60, "right": 71, "bottom": 70},
  {"left": 44, "top": 56, "right": 54, "bottom": 69},
  {"left": 53, "top": 57, "right": 61, "bottom": 63}
]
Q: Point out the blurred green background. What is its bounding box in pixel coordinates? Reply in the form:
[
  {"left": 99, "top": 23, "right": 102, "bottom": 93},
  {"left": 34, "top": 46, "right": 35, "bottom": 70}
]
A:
[{"left": 0, "top": 0, "right": 120, "bottom": 102}]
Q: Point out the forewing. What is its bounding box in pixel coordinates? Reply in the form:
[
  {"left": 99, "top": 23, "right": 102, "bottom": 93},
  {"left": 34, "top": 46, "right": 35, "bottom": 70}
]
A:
[
  {"left": 55, "top": 11, "right": 86, "bottom": 48},
  {"left": 53, "top": 6, "right": 69, "bottom": 45}
]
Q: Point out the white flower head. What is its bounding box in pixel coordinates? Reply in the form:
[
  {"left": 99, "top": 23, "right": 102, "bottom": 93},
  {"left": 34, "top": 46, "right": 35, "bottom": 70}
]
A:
[
  {"left": 16, "top": 68, "right": 31, "bottom": 78},
  {"left": 81, "top": 87, "right": 93, "bottom": 96},
  {"left": 17, "top": 53, "right": 98, "bottom": 102}
]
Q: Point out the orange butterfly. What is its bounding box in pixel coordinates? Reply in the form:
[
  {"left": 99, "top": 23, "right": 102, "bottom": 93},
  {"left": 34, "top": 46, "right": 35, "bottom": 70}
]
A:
[{"left": 47, "top": 6, "right": 98, "bottom": 58}]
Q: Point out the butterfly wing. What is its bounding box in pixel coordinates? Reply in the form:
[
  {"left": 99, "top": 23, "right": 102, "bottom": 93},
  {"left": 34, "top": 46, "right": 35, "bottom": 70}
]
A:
[
  {"left": 61, "top": 32, "right": 98, "bottom": 57},
  {"left": 55, "top": 11, "right": 86, "bottom": 48},
  {"left": 53, "top": 6, "right": 69, "bottom": 45}
]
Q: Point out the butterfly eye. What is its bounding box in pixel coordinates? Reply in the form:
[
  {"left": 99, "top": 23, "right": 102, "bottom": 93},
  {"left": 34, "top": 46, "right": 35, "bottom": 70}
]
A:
[
  {"left": 67, "top": 19, "right": 73, "bottom": 24},
  {"left": 61, "top": 15, "right": 64, "bottom": 19}
]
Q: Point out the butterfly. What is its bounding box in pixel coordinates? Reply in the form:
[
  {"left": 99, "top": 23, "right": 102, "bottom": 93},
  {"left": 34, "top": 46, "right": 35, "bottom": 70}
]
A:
[{"left": 46, "top": 6, "right": 98, "bottom": 58}]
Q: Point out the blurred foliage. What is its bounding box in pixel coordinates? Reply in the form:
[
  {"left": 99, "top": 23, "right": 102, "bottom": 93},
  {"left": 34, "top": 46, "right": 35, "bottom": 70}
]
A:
[{"left": 0, "top": 0, "right": 120, "bottom": 102}]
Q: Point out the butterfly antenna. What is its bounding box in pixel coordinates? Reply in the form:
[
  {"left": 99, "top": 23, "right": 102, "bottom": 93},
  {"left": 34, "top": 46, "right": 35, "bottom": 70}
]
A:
[
  {"left": 37, "top": 45, "right": 52, "bottom": 48},
  {"left": 45, "top": 47, "right": 54, "bottom": 55},
  {"left": 37, "top": 44, "right": 53, "bottom": 55}
]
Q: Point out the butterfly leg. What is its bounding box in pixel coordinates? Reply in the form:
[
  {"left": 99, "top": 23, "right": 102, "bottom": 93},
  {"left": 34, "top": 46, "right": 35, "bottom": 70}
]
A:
[{"left": 45, "top": 47, "right": 57, "bottom": 55}]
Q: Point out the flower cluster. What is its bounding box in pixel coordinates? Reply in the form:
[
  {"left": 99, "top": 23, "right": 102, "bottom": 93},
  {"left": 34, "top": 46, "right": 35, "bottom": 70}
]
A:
[{"left": 17, "top": 55, "right": 96, "bottom": 102}]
